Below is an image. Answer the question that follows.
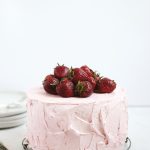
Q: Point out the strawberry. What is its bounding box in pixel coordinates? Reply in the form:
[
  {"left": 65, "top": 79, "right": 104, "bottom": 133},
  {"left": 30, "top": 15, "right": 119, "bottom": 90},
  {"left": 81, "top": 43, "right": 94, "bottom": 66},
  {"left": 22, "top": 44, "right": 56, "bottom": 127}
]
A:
[
  {"left": 94, "top": 77, "right": 116, "bottom": 93},
  {"left": 93, "top": 71, "right": 100, "bottom": 80},
  {"left": 43, "top": 75, "right": 59, "bottom": 94},
  {"left": 71, "top": 68, "right": 89, "bottom": 83},
  {"left": 80, "top": 65, "right": 93, "bottom": 77},
  {"left": 56, "top": 79, "right": 74, "bottom": 97},
  {"left": 54, "top": 64, "right": 69, "bottom": 79},
  {"left": 95, "top": 75, "right": 101, "bottom": 82},
  {"left": 88, "top": 76, "right": 96, "bottom": 89},
  {"left": 71, "top": 68, "right": 96, "bottom": 89},
  {"left": 75, "top": 81, "right": 93, "bottom": 97}
]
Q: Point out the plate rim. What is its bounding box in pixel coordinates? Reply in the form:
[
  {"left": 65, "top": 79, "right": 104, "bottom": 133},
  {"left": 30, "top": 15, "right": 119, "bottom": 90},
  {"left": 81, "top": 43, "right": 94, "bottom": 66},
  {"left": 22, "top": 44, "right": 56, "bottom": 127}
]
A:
[{"left": 0, "top": 91, "right": 26, "bottom": 117}]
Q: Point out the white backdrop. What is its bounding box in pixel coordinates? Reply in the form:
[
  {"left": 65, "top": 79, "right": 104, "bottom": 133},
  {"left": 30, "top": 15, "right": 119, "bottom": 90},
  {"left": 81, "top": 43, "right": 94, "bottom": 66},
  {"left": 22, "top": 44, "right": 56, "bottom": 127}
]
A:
[{"left": 0, "top": 0, "right": 150, "bottom": 106}]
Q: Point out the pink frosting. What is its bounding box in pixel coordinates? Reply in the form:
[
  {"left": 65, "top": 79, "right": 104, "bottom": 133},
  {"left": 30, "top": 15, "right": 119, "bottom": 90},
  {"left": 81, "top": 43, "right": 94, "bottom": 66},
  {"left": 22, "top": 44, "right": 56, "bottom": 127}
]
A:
[{"left": 26, "top": 87, "right": 128, "bottom": 150}]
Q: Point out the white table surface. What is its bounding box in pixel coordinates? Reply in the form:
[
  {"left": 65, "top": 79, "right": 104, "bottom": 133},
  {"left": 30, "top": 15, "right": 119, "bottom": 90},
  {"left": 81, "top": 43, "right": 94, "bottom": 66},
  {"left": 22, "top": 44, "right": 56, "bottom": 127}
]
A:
[{"left": 0, "top": 107, "right": 150, "bottom": 150}]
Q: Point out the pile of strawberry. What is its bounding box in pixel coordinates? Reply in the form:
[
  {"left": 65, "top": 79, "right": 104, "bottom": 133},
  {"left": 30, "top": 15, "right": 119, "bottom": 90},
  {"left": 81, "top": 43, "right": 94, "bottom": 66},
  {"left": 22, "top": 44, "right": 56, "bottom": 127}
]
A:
[{"left": 43, "top": 64, "right": 116, "bottom": 98}]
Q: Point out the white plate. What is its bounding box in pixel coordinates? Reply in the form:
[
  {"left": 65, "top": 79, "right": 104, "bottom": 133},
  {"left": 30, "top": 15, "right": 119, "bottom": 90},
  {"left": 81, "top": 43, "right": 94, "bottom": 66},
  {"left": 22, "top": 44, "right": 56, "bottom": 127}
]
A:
[
  {"left": 0, "top": 91, "right": 26, "bottom": 117},
  {"left": 0, "top": 112, "right": 26, "bottom": 122},
  {"left": 0, "top": 116, "right": 26, "bottom": 128}
]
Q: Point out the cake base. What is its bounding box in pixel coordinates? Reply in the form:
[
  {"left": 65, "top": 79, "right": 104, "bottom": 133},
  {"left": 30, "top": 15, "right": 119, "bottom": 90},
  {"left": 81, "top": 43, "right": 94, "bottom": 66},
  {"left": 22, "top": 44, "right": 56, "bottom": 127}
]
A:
[
  {"left": 22, "top": 137, "right": 131, "bottom": 150},
  {"left": 26, "top": 88, "right": 128, "bottom": 150}
]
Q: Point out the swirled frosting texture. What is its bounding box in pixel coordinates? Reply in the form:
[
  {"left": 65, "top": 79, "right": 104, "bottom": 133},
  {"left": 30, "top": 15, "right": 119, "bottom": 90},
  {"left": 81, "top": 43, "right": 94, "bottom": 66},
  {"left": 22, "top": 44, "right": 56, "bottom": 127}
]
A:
[{"left": 26, "top": 87, "right": 128, "bottom": 150}]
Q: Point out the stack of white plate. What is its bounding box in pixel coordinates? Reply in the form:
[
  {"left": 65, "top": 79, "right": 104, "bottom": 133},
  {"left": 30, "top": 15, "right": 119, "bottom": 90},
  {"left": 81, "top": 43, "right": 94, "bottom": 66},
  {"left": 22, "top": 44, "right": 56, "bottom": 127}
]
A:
[{"left": 0, "top": 91, "right": 27, "bottom": 129}]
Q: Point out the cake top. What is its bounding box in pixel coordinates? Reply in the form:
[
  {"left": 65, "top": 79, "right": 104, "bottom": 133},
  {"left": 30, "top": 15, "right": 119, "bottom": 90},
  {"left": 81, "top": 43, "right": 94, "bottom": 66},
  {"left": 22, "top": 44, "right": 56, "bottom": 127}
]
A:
[
  {"left": 27, "top": 87, "right": 125, "bottom": 105},
  {"left": 42, "top": 64, "right": 117, "bottom": 98}
]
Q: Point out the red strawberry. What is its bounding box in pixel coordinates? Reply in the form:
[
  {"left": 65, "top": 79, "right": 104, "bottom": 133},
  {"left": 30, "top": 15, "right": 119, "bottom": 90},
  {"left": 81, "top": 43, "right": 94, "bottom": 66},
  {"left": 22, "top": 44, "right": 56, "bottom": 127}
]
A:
[
  {"left": 94, "top": 77, "right": 116, "bottom": 93},
  {"left": 80, "top": 65, "right": 93, "bottom": 77},
  {"left": 72, "top": 68, "right": 96, "bottom": 89},
  {"left": 93, "top": 72, "right": 101, "bottom": 81},
  {"left": 56, "top": 79, "right": 74, "bottom": 97},
  {"left": 72, "top": 68, "right": 89, "bottom": 83},
  {"left": 43, "top": 75, "right": 59, "bottom": 94},
  {"left": 95, "top": 75, "right": 101, "bottom": 82},
  {"left": 88, "top": 76, "right": 96, "bottom": 89},
  {"left": 75, "top": 81, "right": 93, "bottom": 97},
  {"left": 54, "top": 64, "right": 69, "bottom": 79}
]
